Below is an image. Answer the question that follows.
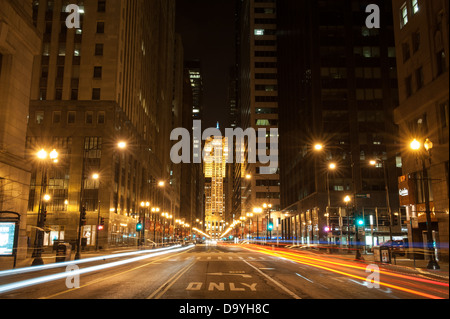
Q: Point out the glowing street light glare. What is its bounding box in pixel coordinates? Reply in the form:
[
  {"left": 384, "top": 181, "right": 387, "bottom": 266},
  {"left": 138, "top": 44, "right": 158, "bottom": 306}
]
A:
[
  {"left": 37, "top": 149, "right": 48, "bottom": 160},
  {"left": 314, "top": 143, "right": 323, "bottom": 151},
  {"left": 92, "top": 173, "right": 100, "bottom": 180},
  {"left": 369, "top": 160, "right": 377, "bottom": 166},
  {"left": 329, "top": 163, "right": 337, "bottom": 170},
  {"left": 344, "top": 195, "right": 351, "bottom": 203},
  {"left": 43, "top": 194, "right": 51, "bottom": 202},
  {"left": 118, "top": 141, "right": 127, "bottom": 149},
  {"left": 158, "top": 181, "right": 165, "bottom": 187},
  {"left": 49, "top": 149, "right": 58, "bottom": 160},
  {"left": 410, "top": 139, "right": 421, "bottom": 151}
]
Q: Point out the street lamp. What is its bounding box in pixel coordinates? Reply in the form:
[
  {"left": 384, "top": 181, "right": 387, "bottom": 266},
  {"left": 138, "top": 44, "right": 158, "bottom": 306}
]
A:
[
  {"left": 263, "top": 203, "right": 272, "bottom": 241},
  {"left": 326, "top": 163, "right": 337, "bottom": 248},
  {"left": 369, "top": 158, "right": 394, "bottom": 245},
  {"left": 410, "top": 138, "right": 440, "bottom": 270},
  {"left": 253, "top": 207, "right": 263, "bottom": 242},
  {"left": 314, "top": 143, "right": 324, "bottom": 151},
  {"left": 32, "top": 148, "right": 58, "bottom": 266}
]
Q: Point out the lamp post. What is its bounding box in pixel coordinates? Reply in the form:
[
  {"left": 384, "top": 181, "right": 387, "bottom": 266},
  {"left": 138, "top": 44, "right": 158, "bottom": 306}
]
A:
[
  {"left": 344, "top": 195, "right": 351, "bottom": 250},
  {"left": 92, "top": 173, "right": 102, "bottom": 251},
  {"left": 253, "top": 207, "right": 263, "bottom": 243},
  {"left": 32, "top": 149, "right": 58, "bottom": 266},
  {"left": 410, "top": 138, "right": 440, "bottom": 270},
  {"left": 327, "top": 163, "right": 337, "bottom": 248},
  {"left": 246, "top": 213, "right": 253, "bottom": 241},
  {"left": 370, "top": 159, "right": 393, "bottom": 244}
]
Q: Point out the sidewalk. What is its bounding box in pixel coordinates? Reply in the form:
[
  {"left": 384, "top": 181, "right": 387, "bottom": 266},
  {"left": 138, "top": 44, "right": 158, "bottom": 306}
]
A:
[{"left": 0, "top": 245, "right": 155, "bottom": 271}]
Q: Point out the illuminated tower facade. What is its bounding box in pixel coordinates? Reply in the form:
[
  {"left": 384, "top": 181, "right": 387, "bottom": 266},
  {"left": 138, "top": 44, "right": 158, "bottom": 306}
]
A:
[{"left": 204, "top": 134, "right": 228, "bottom": 239}]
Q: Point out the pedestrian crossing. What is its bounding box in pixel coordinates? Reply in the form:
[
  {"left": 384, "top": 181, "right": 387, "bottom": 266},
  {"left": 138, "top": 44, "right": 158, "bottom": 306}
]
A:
[{"left": 167, "top": 254, "right": 281, "bottom": 262}]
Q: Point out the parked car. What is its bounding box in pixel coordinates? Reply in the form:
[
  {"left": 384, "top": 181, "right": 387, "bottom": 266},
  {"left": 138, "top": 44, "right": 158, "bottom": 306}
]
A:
[{"left": 379, "top": 239, "right": 408, "bottom": 256}]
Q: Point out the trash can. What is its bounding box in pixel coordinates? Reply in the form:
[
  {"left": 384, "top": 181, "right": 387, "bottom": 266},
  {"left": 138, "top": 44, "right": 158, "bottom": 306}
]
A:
[
  {"left": 56, "top": 243, "right": 72, "bottom": 262},
  {"left": 373, "top": 246, "right": 391, "bottom": 263}
]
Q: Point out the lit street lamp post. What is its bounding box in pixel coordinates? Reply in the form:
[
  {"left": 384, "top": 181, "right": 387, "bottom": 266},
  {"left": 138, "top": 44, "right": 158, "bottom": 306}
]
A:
[
  {"left": 410, "top": 139, "right": 440, "bottom": 270},
  {"left": 32, "top": 149, "right": 58, "bottom": 266}
]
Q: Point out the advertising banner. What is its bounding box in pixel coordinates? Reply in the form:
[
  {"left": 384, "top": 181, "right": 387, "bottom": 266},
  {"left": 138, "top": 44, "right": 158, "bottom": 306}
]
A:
[{"left": 0, "top": 222, "right": 16, "bottom": 256}]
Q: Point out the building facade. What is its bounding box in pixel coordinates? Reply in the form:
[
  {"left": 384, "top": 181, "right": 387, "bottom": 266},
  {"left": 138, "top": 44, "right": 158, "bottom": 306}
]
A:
[
  {"left": 277, "top": 0, "right": 402, "bottom": 248},
  {"left": 392, "top": 0, "right": 449, "bottom": 261},
  {"left": 26, "top": 0, "right": 180, "bottom": 251},
  {"left": 0, "top": 0, "right": 42, "bottom": 261},
  {"left": 204, "top": 135, "right": 228, "bottom": 239},
  {"left": 236, "top": 0, "right": 281, "bottom": 238}
]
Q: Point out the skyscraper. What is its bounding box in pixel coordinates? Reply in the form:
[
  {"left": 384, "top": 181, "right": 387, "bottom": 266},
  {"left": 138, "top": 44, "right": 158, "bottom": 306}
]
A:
[
  {"left": 237, "top": 0, "right": 280, "bottom": 224},
  {"left": 277, "top": 0, "right": 401, "bottom": 247},
  {"left": 204, "top": 135, "right": 228, "bottom": 239},
  {"left": 26, "top": 0, "right": 179, "bottom": 249}
]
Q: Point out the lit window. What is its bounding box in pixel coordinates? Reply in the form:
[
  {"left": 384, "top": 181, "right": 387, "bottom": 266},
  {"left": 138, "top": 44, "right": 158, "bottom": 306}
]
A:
[
  {"left": 412, "top": 0, "right": 419, "bottom": 14},
  {"left": 254, "top": 29, "right": 265, "bottom": 36},
  {"left": 400, "top": 3, "right": 408, "bottom": 28}
]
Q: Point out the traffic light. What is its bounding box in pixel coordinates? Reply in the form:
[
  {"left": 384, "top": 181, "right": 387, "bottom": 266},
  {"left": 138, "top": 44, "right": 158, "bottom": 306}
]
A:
[
  {"left": 42, "top": 210, "right": 47, "bottom": 223},
  {"left": 268, "top": 219, "right": 274, "bottom": 231},
  {"left": 136, "top": 222, "right": 143, "bottom": 232},
  {"left": 98, "top": 218, "right": 105, "bottom": 231},
  {"left": 393, "top": 214, "right": 399, "bottom": 226},
  {"left": 356, "top": 218, "right": 365, "bottom": 227}
]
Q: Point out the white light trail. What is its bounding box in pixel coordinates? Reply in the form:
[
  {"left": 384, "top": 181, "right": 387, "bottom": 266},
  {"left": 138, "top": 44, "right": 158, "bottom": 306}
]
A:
[{"left": 0, "top": 245, "right": 194, "bottom": 295}]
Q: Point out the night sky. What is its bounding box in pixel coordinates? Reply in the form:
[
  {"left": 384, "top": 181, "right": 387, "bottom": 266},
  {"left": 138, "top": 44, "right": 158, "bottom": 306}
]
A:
[{"left": 175, "top": 0, "right": 236, "bottom": 129}]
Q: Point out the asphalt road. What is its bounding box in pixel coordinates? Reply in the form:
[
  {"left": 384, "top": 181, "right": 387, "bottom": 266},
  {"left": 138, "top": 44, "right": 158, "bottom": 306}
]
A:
[{"left": 0, "top": 243, "right": 448, "bottom": 301}]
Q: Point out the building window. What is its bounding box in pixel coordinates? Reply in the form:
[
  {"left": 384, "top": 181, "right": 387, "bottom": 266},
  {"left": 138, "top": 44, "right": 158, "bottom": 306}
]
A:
[
  {"left": 93, "top": 66, "right": 102, "bottom": 78},
  {"left": 412, "top": 31, "right": 420, "bottom": 53},
  {"left": 96, "top": 22, "right": 105, "bottom": 34},
  {"left": 68, "top": 111, "right": 76, "bottom": 124},
  {"left": 71, "top": 89, "right": 78, "bottom": 100},
  {"left": 400, "top": 3, "right": 408, "bottom": 28},
  {"left": 85, "top": 111, "right": 93, "bottom": 124},
  {"left": 98, "top": 111, "right": 106, "bottom": 124},
  {"left": 405, "top": 75, "right": 413, "bottom": 97},
  {"left": 95, "top": 43, "right": 104, "bottom": 56},
  {"left": 437, "top": 50, "right": 447, "bottom": 76},
  {"left": 97, "top": 0, "right": 106, "bottom": 12},
  {"left": 254, "top": 29, "right": 265, "bottom": 36},
  {"left": 92, "top": 88, "right": 101, "bottom": 100},
  {"left": 415, "top": 67, "right": 424, "bottom": 90},
  {"left": 36, "top": 111, "right": 44, "bottom": 124},
  {"left": 52, "top": 111, "right": 61, "bottom": 124},
  {"left": 74, "top": 43, "right": 81, "bottom": 57},
  {"left": 55, "top": 89, "right": 63, "bottom": 100},
  {"left": 412, "top": 0, "right": 419, "bottom": 14}
]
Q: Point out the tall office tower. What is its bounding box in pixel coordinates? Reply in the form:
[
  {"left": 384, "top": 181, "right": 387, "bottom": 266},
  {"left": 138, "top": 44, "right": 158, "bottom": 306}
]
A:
[
  {"left": 277, "top": 0, "right": 401, "bottom": 247},
  {"left": 392, "top": 0, "right": 449, "bottom": 261},
  {"left": 204, "top": 135, "right": 228, "bottom": 239},
  {"left": 238, "top": 0, "right": 280, "bottom": 222},
  {"left": 26, "top": 0, "right": 178, "bottom": 249},
  {"left": 0, "top": 0, "right": 41, "bottom": 260},
  {"left": 185, "top": 60, "right": 204, "bottom": 121}
]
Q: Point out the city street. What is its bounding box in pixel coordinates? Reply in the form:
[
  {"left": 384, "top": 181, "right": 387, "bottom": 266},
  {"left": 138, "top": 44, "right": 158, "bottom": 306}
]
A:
[{"left": 0, "top": 243, "right": 448, "bottom": 300}]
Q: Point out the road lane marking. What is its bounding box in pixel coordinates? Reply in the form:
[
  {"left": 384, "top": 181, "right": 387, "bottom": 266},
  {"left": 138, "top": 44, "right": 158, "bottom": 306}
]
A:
[
  {"left": 295, "top": 273, "right": 314, "bottom": 283},
  {"left": 147, "top": 261, "right": 195, "bottom": 299},
  {"left": 207, "top": 272, "right": 252, "bottom": 278},
  {"left": 40, "top": 247, "right": 194, "bottom": 299},
  {"left": 242, "top": 260, "right": 302, "bottom": 299}
]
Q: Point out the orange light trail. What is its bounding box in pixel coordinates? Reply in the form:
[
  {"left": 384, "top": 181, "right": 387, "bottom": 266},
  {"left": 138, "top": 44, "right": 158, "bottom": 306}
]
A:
[{"left": 236, "top": 244, "right": 448, "bottom": 299}]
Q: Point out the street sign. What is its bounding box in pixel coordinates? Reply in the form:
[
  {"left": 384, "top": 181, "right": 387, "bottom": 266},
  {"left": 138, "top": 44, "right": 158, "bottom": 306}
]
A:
[
  {"left": 0, "top": 222, "right": 16, "bottom": 256},
  {"left": 356, "top": 194, "right": 371, "bottom": 199}
]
